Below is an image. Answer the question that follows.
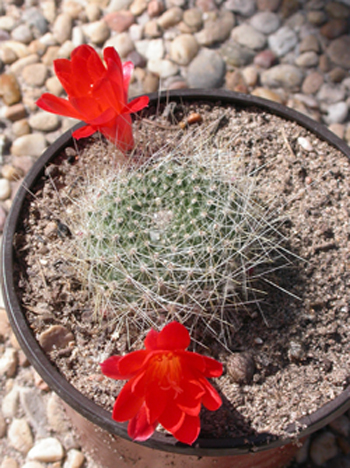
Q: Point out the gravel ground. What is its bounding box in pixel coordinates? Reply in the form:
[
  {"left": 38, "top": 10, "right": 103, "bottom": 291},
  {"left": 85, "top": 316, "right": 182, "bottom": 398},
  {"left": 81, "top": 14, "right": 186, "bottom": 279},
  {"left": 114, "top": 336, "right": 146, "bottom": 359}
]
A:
[{"left": 1, "top": 0, "right": 350, "bottom": 467}]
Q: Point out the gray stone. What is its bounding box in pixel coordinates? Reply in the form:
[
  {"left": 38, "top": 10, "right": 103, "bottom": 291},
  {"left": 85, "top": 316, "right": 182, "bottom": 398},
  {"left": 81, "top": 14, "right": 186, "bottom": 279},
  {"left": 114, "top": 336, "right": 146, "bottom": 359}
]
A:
[
  {"left": 310, "top": 431, "right": 338, "bottom": 465},
  {"left": 20, "top": 388, "right": 49, "bottom": 437},
  {"left": 11, "top": 134, "right": 47, "bottom": 158},
  {"left": 11, "top": 24, "right": 33, "bottom": 44},
  {"left": 326, "top": 36, "right": 350, "bottom": 69},
  {"left": 220, "top": 41, "right": 255, "bottom": 67},
  {"left": 224, "top": 0, "right": 255, "bottom": 16},
  {"left": 195, "top": 11, "right": 235, "bottom": 46},
  {"left": 323, "top": 101, "right": 348, "bottom": 125},
  {"left": 261, "top": 64, "right": 303, "bottom": 89},
  {"left": 187, "top": 48, "right": 225, "bottom": 88},
  {"left": 317, "top": 83, "right": 345, "bottom": 104},
  {"left": 53, "top": 14, "right": 73, "bottom": 44},
  {"left": 170, "top": 34, "right": 199, "bottom": 65},
  {"left": 8, "top": 418, "right": 33, "bottom": 454},
  {"left": 27, "top": 437, "right": 64, "bottom": 462},
  {"left": 250, "top": 11, "right": 280, "bottom": 34},
  {"left": 268, "top": 25, "right": 298, "bottom": 56},
  {"left": 231, "top": 24, "right": 266, "bottom": 50}
]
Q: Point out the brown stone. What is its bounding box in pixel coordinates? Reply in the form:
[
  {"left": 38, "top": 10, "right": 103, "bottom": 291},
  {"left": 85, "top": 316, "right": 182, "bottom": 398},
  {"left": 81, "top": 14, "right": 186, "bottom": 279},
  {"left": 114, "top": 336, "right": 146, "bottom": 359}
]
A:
[{"left": 0, "top": 73, "right": 21, "bottom": 105}]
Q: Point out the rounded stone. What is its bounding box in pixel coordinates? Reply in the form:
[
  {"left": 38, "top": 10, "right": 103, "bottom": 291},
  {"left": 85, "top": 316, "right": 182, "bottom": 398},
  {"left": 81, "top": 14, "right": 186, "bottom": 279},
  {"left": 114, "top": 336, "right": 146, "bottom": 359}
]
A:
[
  {"left": 310, "top": 431, "right": 338, "bottom": 466},
  {"left": 301, "top": 71, "right": 324, "bottom": 95},
  {"left": 105, "top": 33, "right": 134, "bottom": 57},
  {"left": 11, "top": 134, "right": 47, "bottom": 158},
  {"left": 53, "top": 13, "right": 73, "bottom": 44},
  {"left": 295, "top": 51, "right": 319, "bottom": 68},
  {"left": 268, "top": 25, "right": 298, "bottom": 57},
  {"left": 8, "top": 418, "right": 34, "bottom": 454},
  {"left": 104, "top": 11, "right": 135, "bottom": 32},
  {"left": 250, "top": 11, "right": 280, "bottom": 34},
  {"left": 187, "top": 48, "right": 225, "bottom": 88},
  {"left": 157, "top": 7, "right": 183, "bottom": 29},
  {"left": 27, "top": 437, "right": 64, "bottom": 462},
  {"left": 261, "top": 64, "right": 303, "bottom": 89},
  {"left": 231, "top": 23, "right": 266, "bottom": 50},
  {"left": 83, "top": 20, "right": 110, "bottom": 45},
  {"left": 170, "top": 34, "right": 199, "bottom": 65},
  {"left": 0, "top": 73, "right": 21, "bottom": 105},
  {"left": 147, "top": 58, "right": 179, "bottom": 78},
  {"left": 327, "top": 36, "right": 350, "bottom": 69},
  {"left": 22, "top": 63, "right": 48, "bottom": 87}
]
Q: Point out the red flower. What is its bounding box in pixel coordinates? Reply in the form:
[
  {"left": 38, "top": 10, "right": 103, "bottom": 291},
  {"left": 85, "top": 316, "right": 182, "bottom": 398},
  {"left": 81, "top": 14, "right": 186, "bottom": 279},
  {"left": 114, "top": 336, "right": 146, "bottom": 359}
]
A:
[
  {"left": 100, "top": 322, "right": 223, "bottom": 445},
  {"left": 36, "top": 45, "right": 149, "bottom": 152}
]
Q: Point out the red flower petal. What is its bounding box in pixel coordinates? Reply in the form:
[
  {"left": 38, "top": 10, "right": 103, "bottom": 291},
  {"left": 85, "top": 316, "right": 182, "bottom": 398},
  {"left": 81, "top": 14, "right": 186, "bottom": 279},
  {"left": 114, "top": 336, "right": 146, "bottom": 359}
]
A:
[
  {"left": 112, "top": 379, "right": 144, "bottom": 422},
  {"left": 157, "top": 322, "right": 190, "bottom": 350},
  {"left": 36, "top": 94, "right": 82, "bottom": 120},
  {"left": 199, "top": 378, "right": 222, "bottom": 411},
  {"left": 128, "top": 403, "right": 158, "bottom": 442},
  {"left": 118, "top": 350, "right": 149, "bottom": 377},
  {"left": 172, "top": 414, "right": 200, "bottom": 445},
  {"left": 158, "top": 402, "right": 185, "bottom": 433}
]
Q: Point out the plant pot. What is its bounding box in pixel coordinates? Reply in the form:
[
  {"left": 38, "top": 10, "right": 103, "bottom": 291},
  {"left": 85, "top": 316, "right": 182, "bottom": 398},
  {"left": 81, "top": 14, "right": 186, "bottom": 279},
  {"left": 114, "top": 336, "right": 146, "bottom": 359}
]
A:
[{"left": 2, "top": 89, "right": 350, "bottom": 468}]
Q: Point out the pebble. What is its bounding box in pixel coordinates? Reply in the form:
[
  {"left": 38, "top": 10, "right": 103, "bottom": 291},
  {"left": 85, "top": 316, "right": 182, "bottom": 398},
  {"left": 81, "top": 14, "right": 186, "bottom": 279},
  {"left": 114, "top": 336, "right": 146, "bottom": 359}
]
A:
[
  {"left": 187, "top": 47, "right": 225, "bottom": 88},
  {"left": 195, "top": 11, "right": 235, "bottom": 46},
  {"left": 301, "top": 71, "right": 323, "bottom": 94},
  {"left": 231, "top": 23, "right": 266, "bottom": 50},
  {"left": 10, "top": 134, "right": 47, "bottom": 158},
  {"left": 8, "top": 418, "right": 33, "bottom": 454},
  {"left": 170, "top": 34, "right": 199, "bottom": 65},
  {"left": 147, "top": 58, "right": 178, "bottom": 78},
  {"left": 0, "top": 178, "right": 11, "bottom": 201},
  {"left": 63, "top": 449, "right": 85, "bottom": 468},
  {"left": 295, "top": 51, "right": 319, "bottom": 67},
  {"left": 19, "top": 388, "right": 49, "bottom": 438},
  {"left": 27, "top": 437, "right": 64, "bottom": 462},
  {"left": 250, "top": 11, "right": 280, "bottom": 34},
  {"left": 224, "top": 0, "right": 256, "bottom": 16},
  {"left": 324, "top": 101, "right": 348, "bottom": 125},
  {"left": 22, "top": 63, "right": 48, "bottom": 87},
  {"left": 82, "top": 20, "right": 111, "bottom": 45},
  {"left": 261, "top": 64, "right": 303, "bottom": 89},
  {"left": 310, "top": 431, "right": 338, "bottom": 465},
  {"left": 268, "top": 25, "right": 298, "bottom": 56},
  {"left": 52, "top": 14, "right": 73, "bottom": 44},
  {"left": 104, "top": 11, "right": 135, "bottom": 32},
  {"left": 326, "top": 36, "right": 350, "bottom": 69},
  {"left": 0, "top": 73, "right": 21, "bottom": 106}
]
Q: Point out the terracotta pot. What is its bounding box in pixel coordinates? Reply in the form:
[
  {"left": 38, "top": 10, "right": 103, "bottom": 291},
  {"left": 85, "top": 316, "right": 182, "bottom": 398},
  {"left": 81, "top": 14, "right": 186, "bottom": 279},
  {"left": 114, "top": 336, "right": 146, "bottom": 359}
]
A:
[{"left": 2, "top": 89, "right": 350, "bottom": 468}]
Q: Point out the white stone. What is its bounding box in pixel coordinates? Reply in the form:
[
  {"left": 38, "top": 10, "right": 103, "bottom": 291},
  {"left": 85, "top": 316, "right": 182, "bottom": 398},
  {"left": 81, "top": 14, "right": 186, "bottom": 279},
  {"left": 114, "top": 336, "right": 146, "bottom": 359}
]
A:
[
  {"left": 0, "top": 348, "right": 17, "bottom": 377},
  {"left": 11, "top": 134, "right": 47, "bottom": 158},
  {"left": 8, "top": 419, "right": 33, "bottom": 454},
  {"left": 27, "top": 437, "right": 64, "bottom": 463},
  {"left": 63, "top": 449, "right": 85, "bottom": 468},
  {"left": 2, "top": 386, "right": 19, "bottom": 419},
  {"left": 145, "top": 38, "right": 165, "bottom": 60},
  {"left": 147, "top": 59, "right": 179, "bottom": 78},
  {"left": 0, "top": 178, "right": 11, "bottom": 201},
  {"left": 104, "top": 33, "right": 135, "bottom": 58}
]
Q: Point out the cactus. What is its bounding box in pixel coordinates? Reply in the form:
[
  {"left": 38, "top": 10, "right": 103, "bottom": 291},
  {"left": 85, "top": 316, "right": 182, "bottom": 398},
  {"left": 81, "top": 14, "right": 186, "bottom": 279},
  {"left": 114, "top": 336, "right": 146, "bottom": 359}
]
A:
[{"left": 68, "top": 140, "right": 285, "bottom": 349}]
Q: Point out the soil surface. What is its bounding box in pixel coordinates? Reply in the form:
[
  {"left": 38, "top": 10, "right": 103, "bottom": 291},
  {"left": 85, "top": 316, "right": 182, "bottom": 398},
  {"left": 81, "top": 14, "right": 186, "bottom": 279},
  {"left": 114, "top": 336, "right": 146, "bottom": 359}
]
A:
[{"left": 13, "top": 100, "right": 350, "bottom": 443}]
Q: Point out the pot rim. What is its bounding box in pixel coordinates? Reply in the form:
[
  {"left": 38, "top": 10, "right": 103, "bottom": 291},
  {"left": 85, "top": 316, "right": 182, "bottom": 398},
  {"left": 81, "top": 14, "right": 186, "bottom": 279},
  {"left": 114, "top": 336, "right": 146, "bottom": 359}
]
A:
[{"left": 2, "top": 89, "right": 350, "bottom": 456}]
